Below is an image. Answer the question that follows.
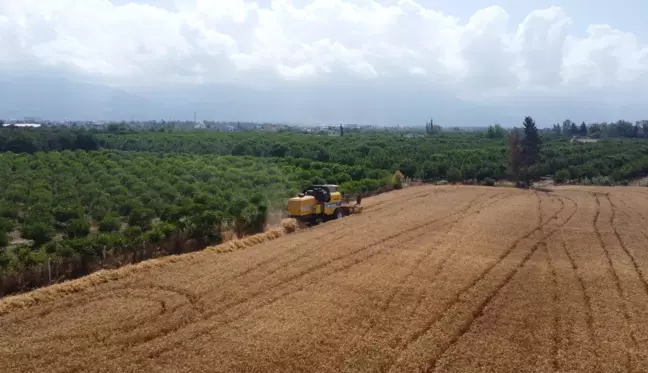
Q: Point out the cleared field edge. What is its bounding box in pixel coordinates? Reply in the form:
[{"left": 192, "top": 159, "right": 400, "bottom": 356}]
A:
[{"left": 0, "top": 219, "right": 298, "bottom": 315}]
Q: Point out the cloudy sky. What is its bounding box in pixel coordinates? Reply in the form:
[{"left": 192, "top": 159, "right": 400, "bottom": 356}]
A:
[{"left": 1, "top": 0, "right": 647, "bottom": 125}]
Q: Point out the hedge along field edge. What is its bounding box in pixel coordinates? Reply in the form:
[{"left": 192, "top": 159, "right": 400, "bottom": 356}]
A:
[{"left": 0, "top": 218, "right": 299, "bottom": 315}]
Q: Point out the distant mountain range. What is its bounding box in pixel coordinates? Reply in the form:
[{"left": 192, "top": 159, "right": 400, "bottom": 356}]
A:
[
  {"left": 1, "top": 73, "right": 644, "bottom": 126},
  {"left": 0, "top": 75, "right": 159, "bottom": 122},
  {"left": 0, "top": 72, "right": 521, "bottom": 126}
]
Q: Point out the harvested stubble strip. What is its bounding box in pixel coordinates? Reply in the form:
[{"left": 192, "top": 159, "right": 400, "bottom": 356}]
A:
[
  {"left": 207, "top": 219, "right": 298, "bottom": 253},
  {"left": 0, "top": 218, "right": 298, "bottom": 315}
]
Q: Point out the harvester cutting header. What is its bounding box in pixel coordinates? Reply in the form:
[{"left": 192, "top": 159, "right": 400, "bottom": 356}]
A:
[{"left": 287, "top": 184, "right": 362, "bottom": 226}]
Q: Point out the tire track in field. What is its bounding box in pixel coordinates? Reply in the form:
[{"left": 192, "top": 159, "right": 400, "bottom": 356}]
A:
[
  {"left": 135, "top": 284, "right": 202, "bottom": 313},
  {"left": 362, "top": 192, "right": 513, "bottom": 339},
  {"left": 143, "top": 238, "right": 395, "bottom": 360},
  {"left": 196, "top": 190, "right": 493, "bottom": 321},
  {"left": 50, "top": 217, "right": 404, "bottom": 364},
  {"left": 383, "top": 193, "right": 574, "bottom": 373},
  {"left": 365, "top": 192, "right": 431, "bottom": 214},
  {"left": 606, "top": 193, "right": 648, "bottom": 372},
  {"left": 385, "top": 193, "right": 552, "bottom": 371},
  {"left": 190, "top": 189, "right": 431, "bottom": 296},
  {"left": 24, "top": 286, "right": 169, "bottom": 347},
  {"left": 546, "top": 241, "right": 560, "bottom": 373},
  {"left": 381, "top": 192, "right": 512, "bottom": 314},
  {"left": 560, "top": 236, "right": 600, "bottom": 372},
  {"left": 545, "top": 193, "right": 569, "bottom": 371},
  {"left": 593, "top": 193, "right": 635, "bottom": 373},
  {"left": 181, "top": 189, "right": 449, "bottom": 307},
  {"left": 615, "top": 196, "right": 648, "bottom": 259},
  {"left": 58, "top": 190, "right": 499, "bottom": 368},
  {"left": 606, "top": 194, "right": 648, "bottom": 297},
  {"left": 622, "top": 190, "right": 648, "bottom": 207},
  {"left": 536, "top": 191, "right": 544, "bottom": 229},
  {"left": 617, "top": 195, "right": 648, "bottom": 225},
  {"left": 539, "top": 193, "right": 561, "bottom": 371},
  {"left": 136, "top": 189, "right": 499, "bottom": 356},
  {"left": 215, "top": 191, "right": 492, "bottom": 308},
  {"left": 364, "top": 188, "right": 447, "bottom": 215},
  {"left": 99, "top": 285, "right": 205, "bottom": 347},
  {"left": 16, "top": 284, "right": 171, "bottom": 325},
  {"left": 420, "top": 195, "right": 578, "bottom": 373},
  {"left": 139, "top": 190, "right": 495, "bottom": 359},
  {"left": 198, "top": 217, "right": 376, "bottom": 287},
  {"left": 404, "top": 192, "right": 517, "bottom": 319},
  {"left": 202, "top": 192, "right": 488, "bottom": 310},
  {"left": 407, "top": 192, "right": 549, "bottom": 345},
  {"left": 215, "top": 189, "right": 489, "bottom": 292}
]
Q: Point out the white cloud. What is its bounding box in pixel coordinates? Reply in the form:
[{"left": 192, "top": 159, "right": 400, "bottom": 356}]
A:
[
  {"left": 514, "top": 6, "right": 573, "bottom": 87},
  {"left": 563, "top": 24, "right": 648, "bottom": 89},
  {"left": 1, "top": 0, "right": 648, "bottom": 99}
]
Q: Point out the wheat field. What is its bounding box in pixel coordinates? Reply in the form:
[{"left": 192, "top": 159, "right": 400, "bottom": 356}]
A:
[{"left": 2, "top": 185, "right": 648, "bottom": 373}]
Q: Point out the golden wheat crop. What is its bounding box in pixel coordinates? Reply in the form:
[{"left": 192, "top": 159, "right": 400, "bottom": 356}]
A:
[{"left": 2, "top": 185, "right": 648, "bottom": 373}]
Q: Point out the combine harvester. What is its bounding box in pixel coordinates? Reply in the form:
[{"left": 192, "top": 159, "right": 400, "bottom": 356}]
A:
[{"left": 287, "top": 184, "right": 362, "bottom": 227}]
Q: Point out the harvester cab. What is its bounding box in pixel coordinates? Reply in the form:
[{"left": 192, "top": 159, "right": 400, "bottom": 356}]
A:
[{"left": 287, "top": 184, "right": 361, "bottom": 226}]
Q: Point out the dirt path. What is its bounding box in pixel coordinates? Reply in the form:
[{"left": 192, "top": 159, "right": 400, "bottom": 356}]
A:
[{"left": 2, "top": 185, "right": 648, "bottom": 373}]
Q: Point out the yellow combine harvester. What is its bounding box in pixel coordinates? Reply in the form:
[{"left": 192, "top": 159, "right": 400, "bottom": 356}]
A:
[{"left": 287, "top": 184, "right": 362, "bottom": 226}]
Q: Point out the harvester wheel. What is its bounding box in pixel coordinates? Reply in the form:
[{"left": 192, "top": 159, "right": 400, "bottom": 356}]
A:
[{"left": 335, "top": 209, "right": 344, "bottom": 219}]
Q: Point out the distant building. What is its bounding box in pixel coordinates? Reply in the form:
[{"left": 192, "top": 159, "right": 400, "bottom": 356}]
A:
[
  {"left": 262, "top": 124, "right": 280, "bottom": 132},
  {"left": 404, "top": 133, "right": 424, "bottom": 138},
  {"left": 571, "top": 137, "right": 599, "bottom": 144},
  {"left": 11, "top": 123, "right": 41, "bottom": 128}
]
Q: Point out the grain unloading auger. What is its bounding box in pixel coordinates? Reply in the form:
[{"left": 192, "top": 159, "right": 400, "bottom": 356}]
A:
[{"left": 287, "top": 184, "right": 363, "bottom": 227}]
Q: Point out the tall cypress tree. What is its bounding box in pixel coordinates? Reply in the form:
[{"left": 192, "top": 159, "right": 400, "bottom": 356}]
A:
[{"left": 521, "top": 116, "right": 541, "bottom": 186}]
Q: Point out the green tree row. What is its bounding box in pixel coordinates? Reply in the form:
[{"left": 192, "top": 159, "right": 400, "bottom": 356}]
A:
[
  {"left": 95, "top": 129, "right": 648, "bottom": 184},
  {"left": 550, "top": 119, "right": 648, "bottom": 139},
  {"left": 0, "top": 127, "right": 99, "bottom": 153}
]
